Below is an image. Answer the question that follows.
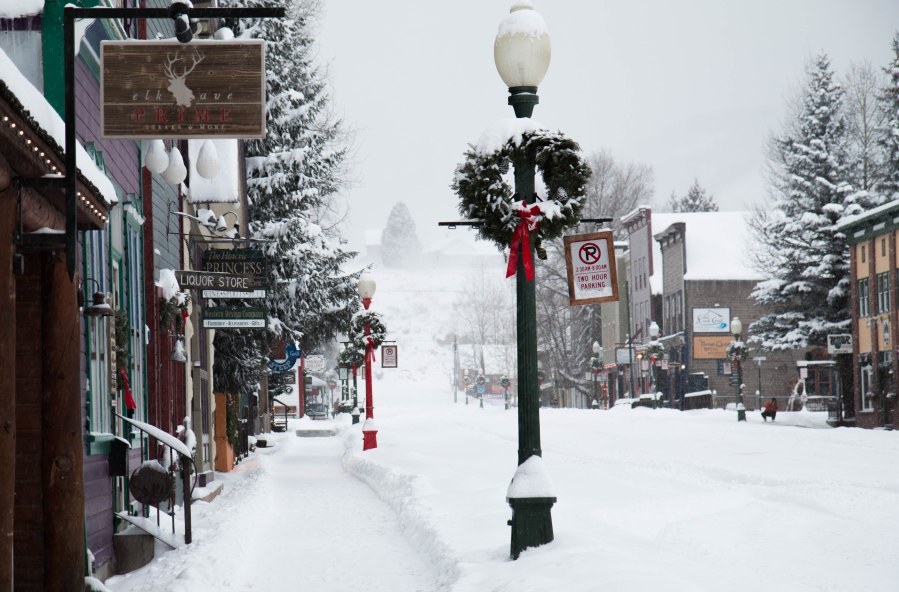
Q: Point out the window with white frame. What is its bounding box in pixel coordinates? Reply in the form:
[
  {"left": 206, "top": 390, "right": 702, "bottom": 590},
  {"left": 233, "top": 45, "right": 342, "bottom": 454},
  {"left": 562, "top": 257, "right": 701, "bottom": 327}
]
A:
[
  {"left": 860, "top": 362, "right": 873, "bottom": 410},
  {"left": 85, "top": 229, "right": 113, "bottom": 436},
  {"left": 877, "top": 272, "right": 891, "bottom": 314},
  {"left": 858, "top": 279, "right": 871, "bottom": 317}
]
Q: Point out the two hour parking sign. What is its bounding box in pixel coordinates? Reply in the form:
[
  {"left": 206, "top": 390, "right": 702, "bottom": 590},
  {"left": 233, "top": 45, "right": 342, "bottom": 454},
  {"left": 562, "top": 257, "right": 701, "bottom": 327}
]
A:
[{"left": 563, "top": 230, "right": 619, "bottom": 306}]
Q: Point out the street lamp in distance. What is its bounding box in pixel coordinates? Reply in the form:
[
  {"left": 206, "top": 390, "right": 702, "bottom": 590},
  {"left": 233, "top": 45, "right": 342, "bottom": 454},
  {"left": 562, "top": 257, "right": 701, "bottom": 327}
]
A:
[
  {"left": 591, "top": 341, "right": 602, "bottom": 409},
  {"left": 357, "top": 274, "right": 379, "bottom": 449},
  {"left": 731, "top": 316, "right": 747, "bottom": 422},
  {"left": 648, "top": 321, "right": 660, "bottom": 409}
]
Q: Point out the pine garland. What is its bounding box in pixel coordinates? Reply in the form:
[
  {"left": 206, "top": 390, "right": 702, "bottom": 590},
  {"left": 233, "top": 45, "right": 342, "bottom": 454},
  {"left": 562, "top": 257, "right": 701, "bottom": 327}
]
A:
[{"left": 452, "top": 129, "right": 590, "bottom": 248}]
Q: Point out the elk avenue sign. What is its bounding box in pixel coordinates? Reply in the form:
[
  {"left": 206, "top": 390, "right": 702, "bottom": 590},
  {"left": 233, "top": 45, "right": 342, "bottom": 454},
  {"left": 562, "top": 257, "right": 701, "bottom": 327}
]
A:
[{"left": 101, "top": 40, "right": 266, "bottom": 139}]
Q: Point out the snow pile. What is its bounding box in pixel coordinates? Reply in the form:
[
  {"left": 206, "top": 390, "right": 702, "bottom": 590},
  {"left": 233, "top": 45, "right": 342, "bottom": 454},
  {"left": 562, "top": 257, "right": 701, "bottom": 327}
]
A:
[
  {"left": 0, "top": 0, "right": 43, "bottom": 18},
  {"left": 507, "top": 455, "right": 555, "bottom": 499}
]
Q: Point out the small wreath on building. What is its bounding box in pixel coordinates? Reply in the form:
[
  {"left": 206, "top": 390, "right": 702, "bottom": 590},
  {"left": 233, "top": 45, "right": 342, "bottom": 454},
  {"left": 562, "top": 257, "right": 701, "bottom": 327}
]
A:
[
  {"left": 159, "top": 291, "right": 191, "bottom": 333},
  {"left": 451, "top": 129, "right": 590, "bottom": 258}
]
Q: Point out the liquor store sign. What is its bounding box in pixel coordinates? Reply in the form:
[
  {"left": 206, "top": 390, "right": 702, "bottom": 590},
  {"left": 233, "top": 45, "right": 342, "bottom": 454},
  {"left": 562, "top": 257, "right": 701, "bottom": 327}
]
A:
[{"left": 101, "top": 40, "right": 266, "bottom": 139}]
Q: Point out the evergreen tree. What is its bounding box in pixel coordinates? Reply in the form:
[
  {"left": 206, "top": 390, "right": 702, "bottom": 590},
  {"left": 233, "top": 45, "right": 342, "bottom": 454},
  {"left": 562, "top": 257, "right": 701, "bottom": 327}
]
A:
[
  {"left": 750, "top": 55, "right": 865, "bottom": 351},
  {"left": 215, "top": 0, "right": 360, "bottom": 398},
  {"left": 667, "top": 179, "right": 718, "bottom": 212},
  {"left": 878, "top": 33, "right": 899, "bottom": 202},
  {"left": 380, "top": 202, "right": 421, "bottom": 268}
]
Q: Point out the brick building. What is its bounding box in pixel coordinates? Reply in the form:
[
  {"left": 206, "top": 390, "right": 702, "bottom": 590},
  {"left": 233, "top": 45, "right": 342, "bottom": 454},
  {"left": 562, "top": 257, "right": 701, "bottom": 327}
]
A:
[
  {"left": 622, "top": 207, "right": 799, "bottom": 408},
  {"left": 837, "top": 200, "right": 899, "bottom": 429}
]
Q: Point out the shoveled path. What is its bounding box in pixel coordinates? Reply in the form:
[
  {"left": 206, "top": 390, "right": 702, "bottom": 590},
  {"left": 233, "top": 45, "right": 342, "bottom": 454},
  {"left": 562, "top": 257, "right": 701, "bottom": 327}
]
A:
[{"left": 105, "top": 421, "right": 438, "bottom": 592}]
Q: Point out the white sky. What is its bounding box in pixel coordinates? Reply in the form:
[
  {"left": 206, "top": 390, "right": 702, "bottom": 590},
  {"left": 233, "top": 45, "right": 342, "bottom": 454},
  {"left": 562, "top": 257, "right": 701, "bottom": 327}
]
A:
[{"left": 318, "top": 1, "right": 899, "bottom": 252}]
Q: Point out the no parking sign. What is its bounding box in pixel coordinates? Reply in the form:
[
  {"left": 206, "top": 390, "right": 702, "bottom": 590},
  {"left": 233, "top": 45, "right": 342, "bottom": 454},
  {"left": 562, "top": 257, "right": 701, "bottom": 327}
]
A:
[{"left": 563, "top": 230, "right": 618, "bottom": 306}]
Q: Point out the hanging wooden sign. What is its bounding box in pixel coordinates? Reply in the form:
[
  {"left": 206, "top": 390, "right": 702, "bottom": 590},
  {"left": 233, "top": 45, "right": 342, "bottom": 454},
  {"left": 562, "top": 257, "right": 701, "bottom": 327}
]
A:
[
  {"left": 101, "top": 40, "right": 266, "bottom": 139},
  {"left": 563, "top": 230, "right": 618, "bottom": 306}
]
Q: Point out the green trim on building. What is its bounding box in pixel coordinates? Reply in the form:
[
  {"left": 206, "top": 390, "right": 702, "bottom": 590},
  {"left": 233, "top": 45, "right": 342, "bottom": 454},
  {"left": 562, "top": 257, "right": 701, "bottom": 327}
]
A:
[
  {"left": 839, "top": 200, "right": 899, "bottom": 245},
  {"left": 41, "top": 0, "right": 102, "bottom": 117}
]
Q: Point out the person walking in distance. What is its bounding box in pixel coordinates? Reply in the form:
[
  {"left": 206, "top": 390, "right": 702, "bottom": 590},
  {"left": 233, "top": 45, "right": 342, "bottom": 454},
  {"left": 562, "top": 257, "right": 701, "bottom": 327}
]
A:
[{"left": 761, "top": 398, "right": 779, "bottom": 422}]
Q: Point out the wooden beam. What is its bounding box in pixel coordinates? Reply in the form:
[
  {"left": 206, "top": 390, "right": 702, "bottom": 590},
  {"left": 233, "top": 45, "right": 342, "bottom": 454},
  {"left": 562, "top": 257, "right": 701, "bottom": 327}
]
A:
[
  {"left": 0, "top": 184, "right": 17, "bottom": 591},
  {"left": 41, "top": 251, "right": 84, "bottom": 591},
  {"left": 20, "top": 186, "right": 65, "bottom": 233}
]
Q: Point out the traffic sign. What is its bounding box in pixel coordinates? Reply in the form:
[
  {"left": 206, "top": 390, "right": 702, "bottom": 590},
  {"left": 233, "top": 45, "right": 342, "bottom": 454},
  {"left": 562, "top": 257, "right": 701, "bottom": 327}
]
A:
[{"left": 563, "top": 230, "right": 618, "bottom": 306}]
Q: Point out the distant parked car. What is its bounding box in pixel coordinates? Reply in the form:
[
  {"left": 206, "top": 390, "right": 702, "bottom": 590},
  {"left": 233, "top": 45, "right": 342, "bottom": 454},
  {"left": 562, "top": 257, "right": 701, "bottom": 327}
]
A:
[{"left": 305, "top": 403, "right": 328, "bottom": 420}]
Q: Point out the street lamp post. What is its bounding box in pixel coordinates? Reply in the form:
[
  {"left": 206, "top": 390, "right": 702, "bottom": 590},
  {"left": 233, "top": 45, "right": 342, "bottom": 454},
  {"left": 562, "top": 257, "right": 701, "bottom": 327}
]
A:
[
  {"left": 648, "top": 321, "right": 661, "bottom": 409},
  {"left": 501, "top": 375, "right": 511, "bottom": 410},
  {"left": 494, "top": 1, "right": 555, "bottom": 559},
  {"left": 730, "top": 317, "right": 747, "bottom": 422},
  {"left": 357, "top": 274, "right": 379, "bottom": 449},
  {"left": 591, "top": 341, "right": 602, "bottom": 409}
]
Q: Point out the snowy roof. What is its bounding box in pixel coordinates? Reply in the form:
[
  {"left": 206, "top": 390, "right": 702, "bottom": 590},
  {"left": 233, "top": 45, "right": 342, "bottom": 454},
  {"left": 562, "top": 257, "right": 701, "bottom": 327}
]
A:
[
  {"left": 0, "top": 48, "right": 118, "bottom": 206},
  {"left": 188, "top": 139, "right": 241, "bottom": 204},
  {"left": 0, "top": 49, "right": 119, "bottom": 204},
  {"left": 651, "top": 211, "right": 761, "bottom": 291},
  {"left": 834, "top": 198, "right": 899, "bottom": 233},
  {"left": 0, "top": 0, "right": 43, "bottom": 18}
]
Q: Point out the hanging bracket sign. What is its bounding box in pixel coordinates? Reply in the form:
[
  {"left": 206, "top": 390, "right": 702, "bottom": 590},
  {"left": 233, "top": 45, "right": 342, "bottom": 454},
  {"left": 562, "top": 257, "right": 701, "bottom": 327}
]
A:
[
  {"left": 381, "top": 345, "right": 398, "bottom": 368},
  {"left": 201, "top": 306, "right": 266, "bottom": 328},
  {"left": 563, "top": 230, "right": 618, "bottom": 306},
  {"left": 101, "top": 40, "right": 266, "bottom": 139},
  {"left": 269, "top": 343, "right": 303, "bottom": 373},
  {"left": 175, "top": 270, "right": 256, "bottom": 292}
]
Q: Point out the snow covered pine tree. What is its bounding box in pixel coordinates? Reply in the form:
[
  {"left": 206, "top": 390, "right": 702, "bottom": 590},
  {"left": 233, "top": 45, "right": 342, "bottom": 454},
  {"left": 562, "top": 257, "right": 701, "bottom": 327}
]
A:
[
  {"left": 750, "top": 55, "right": 873, "bottom": 351},
  {"left": 380, "top": 201, "right": 421, "bottom": 268},
  {"left": 216, "top": 0, "right": 359, "bottom": 398},
  {"left": 666, "top": 179, "right": 718, "bottom": 213}
]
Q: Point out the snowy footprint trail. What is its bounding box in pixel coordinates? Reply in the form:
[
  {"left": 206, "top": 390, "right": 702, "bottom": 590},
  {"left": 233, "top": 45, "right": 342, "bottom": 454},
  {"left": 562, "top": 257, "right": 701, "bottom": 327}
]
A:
[{"left": 105, "top": 422, "right": 440, "bottom": 592}]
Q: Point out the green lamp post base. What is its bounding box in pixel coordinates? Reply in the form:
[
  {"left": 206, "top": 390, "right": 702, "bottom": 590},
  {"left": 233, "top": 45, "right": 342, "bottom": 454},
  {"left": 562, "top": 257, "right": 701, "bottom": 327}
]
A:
[{"left": 507, "top": 496, "right": 557, "bottom": 559}]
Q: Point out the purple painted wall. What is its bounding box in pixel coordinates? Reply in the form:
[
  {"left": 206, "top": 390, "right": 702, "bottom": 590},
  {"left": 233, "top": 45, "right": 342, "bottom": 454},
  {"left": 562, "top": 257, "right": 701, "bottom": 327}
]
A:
[{"left": 75, "top": 54, "right": 140, "bottom": 572}]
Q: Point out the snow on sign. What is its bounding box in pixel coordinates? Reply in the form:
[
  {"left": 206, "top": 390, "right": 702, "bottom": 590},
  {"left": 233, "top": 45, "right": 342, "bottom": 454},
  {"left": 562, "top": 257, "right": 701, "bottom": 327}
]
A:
[{"left": 563, "top": 230, "right": 618, "bottom": 306}]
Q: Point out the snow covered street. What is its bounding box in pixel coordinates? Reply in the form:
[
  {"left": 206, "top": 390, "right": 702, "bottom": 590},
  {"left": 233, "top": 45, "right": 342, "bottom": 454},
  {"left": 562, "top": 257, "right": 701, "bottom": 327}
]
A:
[{"left": 103, "top": 269, "right": 899, "bottom": 592}]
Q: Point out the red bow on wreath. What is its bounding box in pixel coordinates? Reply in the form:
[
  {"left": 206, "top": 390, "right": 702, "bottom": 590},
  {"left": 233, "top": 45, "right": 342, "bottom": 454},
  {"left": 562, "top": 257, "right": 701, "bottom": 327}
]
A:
[
  {"left": 506, "top": 203, "right": 542, "bottom": 281},
  {"left": 366, "top": 337, "right": 377, "bottom": 365},
  {"left": 120, "top": 368, "right": 137, "bottom": 411}
]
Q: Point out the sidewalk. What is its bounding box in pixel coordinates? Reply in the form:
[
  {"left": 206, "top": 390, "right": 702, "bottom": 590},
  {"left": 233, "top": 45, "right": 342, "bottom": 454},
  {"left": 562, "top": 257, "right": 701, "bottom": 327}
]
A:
[{"left": 104, "top": 418, "right": 440, "bottom": 592}]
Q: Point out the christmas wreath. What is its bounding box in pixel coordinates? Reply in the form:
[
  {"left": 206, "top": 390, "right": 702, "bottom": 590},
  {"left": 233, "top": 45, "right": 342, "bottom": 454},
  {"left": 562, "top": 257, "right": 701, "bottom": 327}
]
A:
[
  {"left": 725, "top": 341, "right": 748, "bottom": 362},
  {"left": 350, "top": 311, "right": 388, "bottom": 348},
  {"left": 452, "top": 129, "right": 590, "bottom": 279}
]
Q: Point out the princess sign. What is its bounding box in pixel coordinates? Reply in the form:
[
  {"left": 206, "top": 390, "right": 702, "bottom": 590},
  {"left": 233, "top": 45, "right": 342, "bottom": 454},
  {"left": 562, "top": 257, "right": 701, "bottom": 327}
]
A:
[{"left": 563, "top": 230, "right": 618, "bottom": 306}]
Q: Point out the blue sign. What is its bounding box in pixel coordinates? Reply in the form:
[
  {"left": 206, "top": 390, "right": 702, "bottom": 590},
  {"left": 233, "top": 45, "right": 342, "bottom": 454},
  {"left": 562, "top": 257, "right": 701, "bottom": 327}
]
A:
[
  {"left": 476, "top": 385, "right": 486, "bottom": 395},
  {"left": 269, "top": 343, "right": 302, "bottom": 373}
]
